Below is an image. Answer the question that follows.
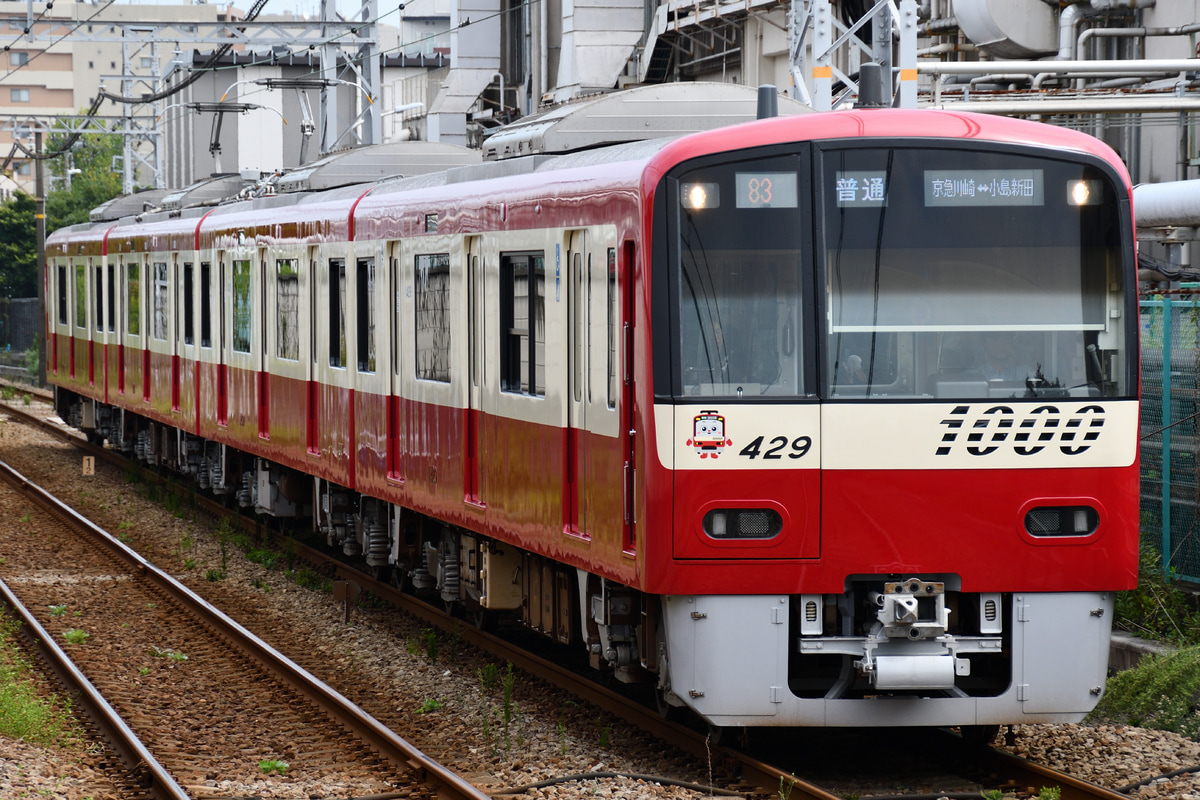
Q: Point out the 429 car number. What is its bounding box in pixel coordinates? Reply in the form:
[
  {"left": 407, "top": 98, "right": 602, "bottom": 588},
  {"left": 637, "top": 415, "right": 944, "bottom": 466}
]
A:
[{"left": 738, "top": 435, "right": 812, "bottom": 460}]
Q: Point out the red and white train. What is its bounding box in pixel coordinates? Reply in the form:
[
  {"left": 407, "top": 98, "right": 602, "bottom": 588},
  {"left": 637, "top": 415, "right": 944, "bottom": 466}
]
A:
[{"left": 45, "top": 84, "right": 1139, "bottom": 738}]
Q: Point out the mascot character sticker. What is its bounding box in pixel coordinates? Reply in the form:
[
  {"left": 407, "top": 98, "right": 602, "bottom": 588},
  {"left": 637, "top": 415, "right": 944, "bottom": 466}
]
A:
[{"left": 687, "top": 411, "right": 732, "bottom": 459}]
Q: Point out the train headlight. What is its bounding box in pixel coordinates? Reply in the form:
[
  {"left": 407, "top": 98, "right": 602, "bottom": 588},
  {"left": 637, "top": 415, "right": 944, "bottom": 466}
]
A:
[
  {"left": 681, "top": 182, "right": 719, "bottom": 210},
  {"left": 1024, "top": 505, "right": 1099, "bottom": 537},
  {"left": 702, "top": 508, "right": 782, "bottom": 539},
  {"left": 1067, "top": 180, "right": 1101, "bottom": 206}
]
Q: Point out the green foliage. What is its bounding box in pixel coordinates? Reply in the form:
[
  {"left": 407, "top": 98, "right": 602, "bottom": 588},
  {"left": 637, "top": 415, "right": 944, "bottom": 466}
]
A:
[
  {"left": 416, "top": 698, "right": 442, "bottom": 713},
  {"left": 1115, "top": 543, "right": 1200, "bottom": 645},
  {"left": 150, "top": 646, "right": 187, "bottom": 663},
  {"left": 0, "top": 192, "right": 37, "bottom": 298},
  {"left": 1038, "top": 787, "right": 1062, "bottom": 800},
  {"left": 0, "top": 618, "right": 77, "bottom": 746},
  {"left": 44, "top": 126, "right": 123, "bottom": 234},
  {"left": 61, "top": 629, "right": 89, "bottom": 645},
  {"left": 22, "top": 340, "right": 38, "bottom": 376},
  {"left": 258, "top": 758, "right": 289, "bottom": 775},
  {"left": 1089, "top": 646, "right": 1200, "bottom": 737},
  {"left": 287, "top": 567, "right": 331, "bottom": 592}
]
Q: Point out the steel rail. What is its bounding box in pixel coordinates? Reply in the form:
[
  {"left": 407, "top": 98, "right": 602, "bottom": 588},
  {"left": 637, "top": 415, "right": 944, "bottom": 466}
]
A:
[
  {"left": 0, "top": 456, "right": 491, "bottom": 800},
  {"left": 0, "top": 399, "right": 1138, "bottom": 800},
  {"left": 0, "top": 574, "right": 190, "bottom": 800}
]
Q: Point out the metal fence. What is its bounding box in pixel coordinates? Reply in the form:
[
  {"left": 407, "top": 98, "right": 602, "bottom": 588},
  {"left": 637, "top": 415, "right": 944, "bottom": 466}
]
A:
[
  {"left": 0, "top": 298, "right": 39, "bottom": 353},
  {"left": 1140, "top": 295, "right": 1200, "bottom": 583}
]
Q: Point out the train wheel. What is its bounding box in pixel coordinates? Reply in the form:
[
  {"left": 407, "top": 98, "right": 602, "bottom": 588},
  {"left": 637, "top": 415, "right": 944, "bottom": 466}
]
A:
[
  {"left": 959, "top": 724, "right": 1000, "bottom": 747},
  {"left": 470, "top": 605, "right": 497, "bottom": 632},
  {"left": 707, "top": 723, "right": 749, "bottom": 749},
  {"left": 655, "top": 688, "right": 686, "bottom": 723},
  {"left": 369, "top": 564, "right": 392, "bottom": 583}
]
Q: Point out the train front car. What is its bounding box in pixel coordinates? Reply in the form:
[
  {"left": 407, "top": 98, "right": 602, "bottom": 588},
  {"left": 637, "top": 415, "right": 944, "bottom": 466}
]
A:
[{"left": 645, "top": 110, "right": 1138, "bottom": 732}]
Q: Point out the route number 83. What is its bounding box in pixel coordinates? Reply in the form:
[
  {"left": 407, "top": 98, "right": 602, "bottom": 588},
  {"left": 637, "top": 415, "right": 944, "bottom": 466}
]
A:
[{"left": 738, "top": 435, "right": 812, "bottom": 460}]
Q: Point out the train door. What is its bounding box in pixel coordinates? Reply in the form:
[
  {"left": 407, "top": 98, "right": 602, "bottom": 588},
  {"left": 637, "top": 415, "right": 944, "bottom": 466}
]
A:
[
  {"left": 171, "top": 255, "right": 181, "bottom": 411},
  {"left": 620, "top": 240, "right": 636, "bottom": 553},
  {"left": 307, "top": 245, "right": 320, "bottom": 454},
  {"left": 216, "top": 250, "right": 228, "bottom": 425},
  {"left": 259, "top": 247, "right": 270, "bottom": 439},
  {"left": 386, "top": 241, "right": 403, "bottom": 479},
  {"left": 565, "top": 231, "right": 588, "bottom": 536},
  {"left": 465, "top": 236, "right": 485, "bottom": 506},
  {"left": 90, "top": 258, "right": 100, "bottom": 386}
]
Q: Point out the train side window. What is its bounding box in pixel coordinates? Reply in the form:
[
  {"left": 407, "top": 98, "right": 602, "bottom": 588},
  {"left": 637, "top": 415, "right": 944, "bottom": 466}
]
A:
[
  {"left": 356, "top": 257, "right": 376, "bottom": 372},
  {"left": 232, "top": 259, "right": 252, "bottom": 354},
  {"left": 414, "top": 253, "right": 450, "bottom": 382},
  {"left": 127, "top": 262, "right": 140, "bottom": 335},
  {"left": 106, "top": 265, "right": 115, "bottom": 333},
  {"left": 329, "top": 258, "right": 346, "bottom": 368},
  {"left": 93, "top": 263, "right": 102, "bottom": 332},
  {"left": 74, "top": 263, "right": 86, "bottom": 330},
  {"left": 277, "top": 259, "right": 299, "bottom": 360},
  {"left": 606, "top": 248, "right": 617, "bottom": 409},
  {"left": 500, "top": 251, "right": 545, "bottom": 397},
  {"left": 152, "top": 261, "right": 168, "bottom": 340},
  {"left": 200, "top": 263, "right": 212, "bottom": 347},
  {"left": 183, "top": 263, "right": 194, "bottom": 345},
  {"left": 56, "top": 265, "right": 67, "bottom": 324}
]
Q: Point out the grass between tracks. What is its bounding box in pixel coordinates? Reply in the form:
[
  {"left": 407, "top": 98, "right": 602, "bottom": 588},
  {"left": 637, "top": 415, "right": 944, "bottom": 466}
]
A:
[{"left": 0, "top": 616, "right": 78, "bottom": 747}]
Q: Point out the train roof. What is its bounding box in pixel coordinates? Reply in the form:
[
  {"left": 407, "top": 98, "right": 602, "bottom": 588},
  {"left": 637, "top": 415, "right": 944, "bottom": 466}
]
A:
[{"left": 481, "top": 82, "right": 815, "bottom": 161}]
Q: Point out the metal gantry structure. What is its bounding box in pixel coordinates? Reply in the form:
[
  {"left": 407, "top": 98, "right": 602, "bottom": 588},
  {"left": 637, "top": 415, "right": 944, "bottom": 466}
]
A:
[{"left": 6, "top": 0, "right": 383, "bottom": 192}]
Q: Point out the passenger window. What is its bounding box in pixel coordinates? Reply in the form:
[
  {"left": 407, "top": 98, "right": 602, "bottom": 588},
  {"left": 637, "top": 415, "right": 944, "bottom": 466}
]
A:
[
  {"left": 276, "top": 259, "right": 299, "bottom": 360},
  {"left": 127, "top": 263, "right": 140, "bottom": 336},
  {"left": 93, "top": 264, "right": 103, "bottom": 332},
  {"left": 328, "top": 258, "right": 346, "bottom": 367},
  {"left": 183, "top": 263, "right": 194, "bottom": 345},
  {"left": 414, "top": 253, "right": 450, "bottom": 382},
  {"left": 232, "top": 259, "right": 252, "bottom": 353},
  {"left": 500, "top": 251, "right": 545, "bottom": 397},
  {"left": 356, "top": 258, "right": 375, "bottom": 372},
  {"left": 56, "top": 265, "right": 67, "bottom": 325},
  {"left": 152, "top": 261, "right": 168, "bottom": 340},
  {"left": 74, "top": 264, "right": 86, "bottom": 329},
  {"left": 200, "top": 263, "right": 212, "bottom": 347}
]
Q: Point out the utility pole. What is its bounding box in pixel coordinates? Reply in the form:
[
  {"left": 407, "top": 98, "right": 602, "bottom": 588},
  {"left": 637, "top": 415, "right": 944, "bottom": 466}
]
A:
[{"left": 34, "top": 131, "right": 46, "bottom": 389}]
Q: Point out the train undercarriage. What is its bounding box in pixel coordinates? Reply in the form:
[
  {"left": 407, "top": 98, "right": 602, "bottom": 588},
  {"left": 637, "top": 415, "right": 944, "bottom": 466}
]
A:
[{"left": 59, "top": 390, "right": 1107, "bottom": 735}]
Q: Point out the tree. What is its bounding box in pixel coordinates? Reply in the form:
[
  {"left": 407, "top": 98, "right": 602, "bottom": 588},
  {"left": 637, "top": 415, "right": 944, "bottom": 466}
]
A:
[
  {"left": 45, "top": 123, "right": 124, "bottom": 234},
  {"left": 0, "top": 192, "right": 37, "bottom": 298}
]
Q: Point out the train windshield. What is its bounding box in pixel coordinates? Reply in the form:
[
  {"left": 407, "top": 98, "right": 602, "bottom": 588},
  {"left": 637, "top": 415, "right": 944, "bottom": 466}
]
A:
[
  {"left": 664, "top": 143, "right": 1132, "bottom": 401},
  {"left": 672, "top": 153, "right": 809, "bottom": 398},
  {"left": 820, "top": 145, "right": 1131, "bottom": 400}
]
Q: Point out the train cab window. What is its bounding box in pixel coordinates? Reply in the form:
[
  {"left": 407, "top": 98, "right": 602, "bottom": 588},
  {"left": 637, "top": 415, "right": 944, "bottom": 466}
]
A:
[
  {"left": 127, "top": 263, "right": 140, "bottom": 336},
  {"left": 200, "top": 263, "right": 212, "bottom": 347},
  {"left": 356, "top": 258, "right": 376, "bottom": 372},
  {"left": 414, "top": 253, "right": 450, "bottom": 382},
  {"left": 670, "top": 155, "right": 807, "bottom": 399},
  {"left": 183, "top": 263, "right": 194, "bottom": 345},
  {"left": 56, "top": 265, "right": 67, "bottom": 325},
  {"left": 818, "top": 145, "right": 1132, "bottom": 400},
  {"left": 329, "top": 258, "right": 346, "bottom": 368},
  {"left": 500, "top": 251, "right": 545, "bottom": 397},
  {"left": 152, "top": 262, "right": 168, "bottom": 340},
  {"left": 93, "top": 264, "right": 103, "bottom": 332},
  {"left": 276, "top": 259, "right": 299, "bottom": 360},
  {"left": 232, "top": 259, "right": 252, "bottom": 354},
  {"left": 74, "top": 264, "right": 86, "bottom": 330}
]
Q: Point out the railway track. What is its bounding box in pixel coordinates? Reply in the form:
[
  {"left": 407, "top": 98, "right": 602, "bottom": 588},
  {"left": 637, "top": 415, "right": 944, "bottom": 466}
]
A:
[
  {"left": 0, "top": 451, "right": 490, "bottom": 800},
  {"left": 0, "top": 396, "right": 1153, "bottom": 800}
]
